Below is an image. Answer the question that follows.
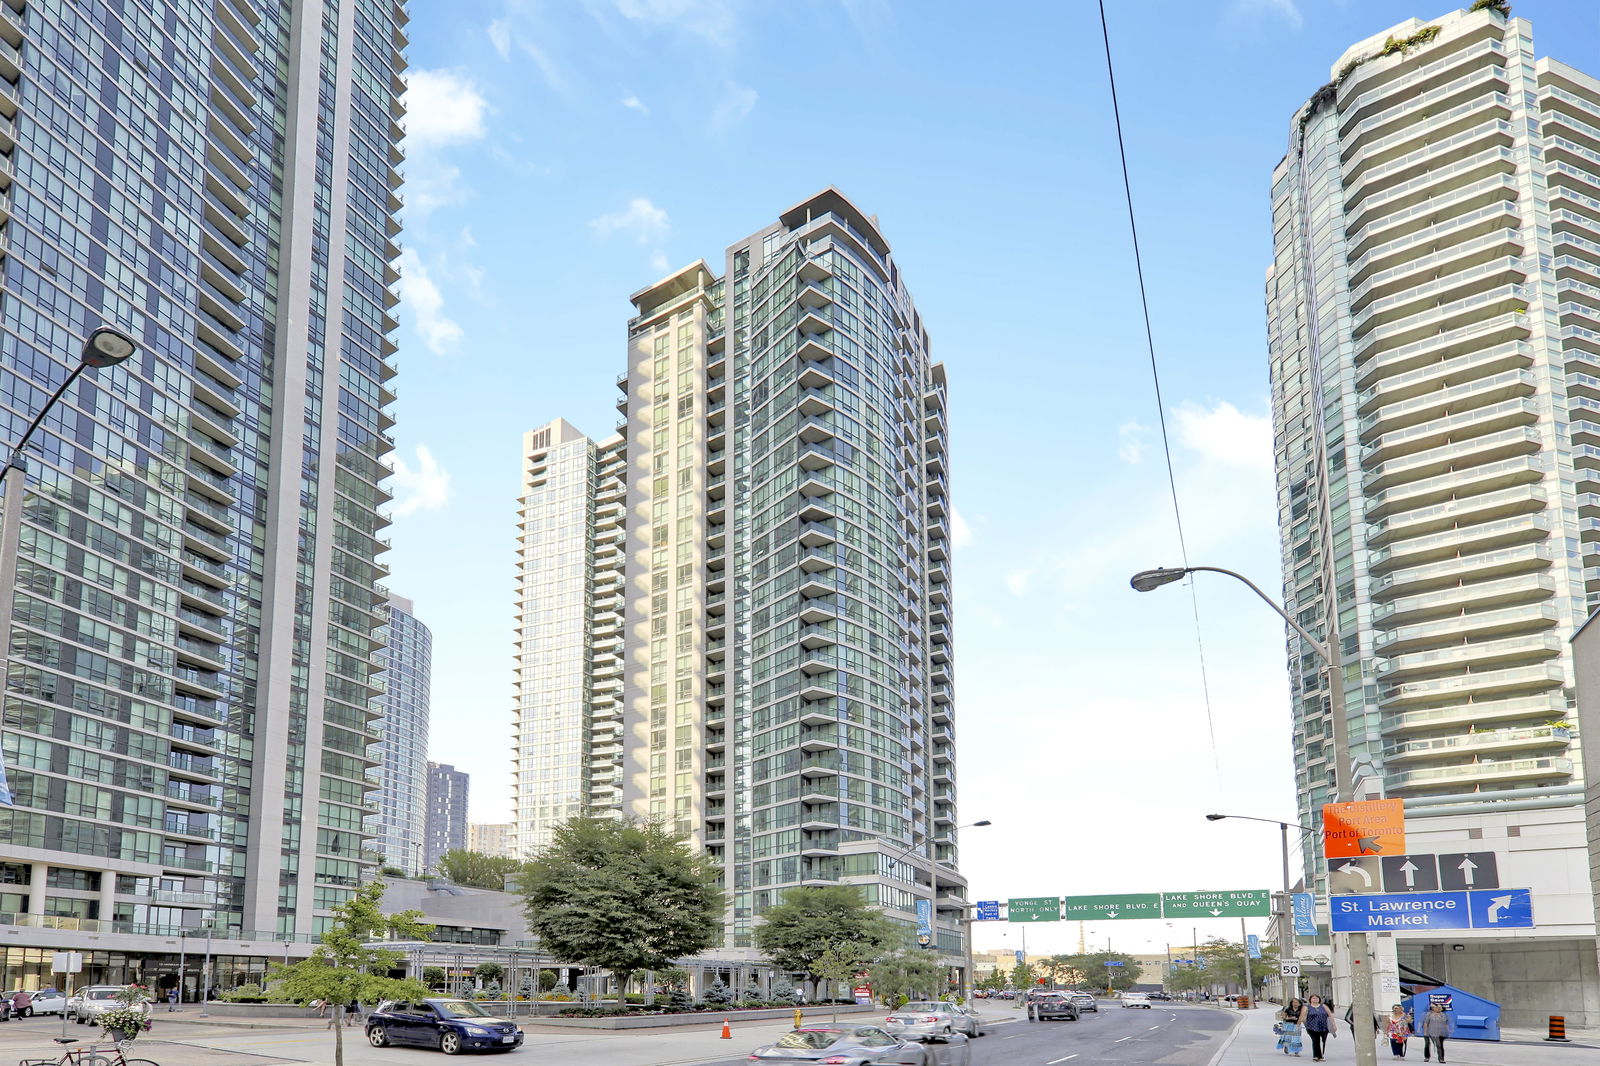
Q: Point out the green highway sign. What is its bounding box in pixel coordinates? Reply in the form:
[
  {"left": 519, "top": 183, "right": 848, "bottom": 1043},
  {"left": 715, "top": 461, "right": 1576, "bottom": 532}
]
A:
[
  {"left": 1007, "top": 896, "right": 1061, "bottom": 922},
  {"left": 1161, "top": 890, "right": 1272, "bottom": 918},
  {"left": 1061, "top": 893, "right": 1162, "bottom": 920}
]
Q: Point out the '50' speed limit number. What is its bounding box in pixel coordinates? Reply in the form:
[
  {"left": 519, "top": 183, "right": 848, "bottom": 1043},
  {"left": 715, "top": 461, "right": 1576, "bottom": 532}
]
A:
[{"left": 1280, "top": 961, "right": 1302, "bottom": 977}]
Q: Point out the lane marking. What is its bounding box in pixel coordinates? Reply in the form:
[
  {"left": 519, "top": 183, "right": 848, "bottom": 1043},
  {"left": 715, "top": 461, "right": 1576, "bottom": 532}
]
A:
[
  {"left": 1115, "top": 1035, "right": 1135, "bottom": 1042},
  {"left": 1148, "top": 1024, "right": 1161, "bottom": 1030},
  {"left": 1046, "top": 1056, "right": 1078, "bottom": 1063}
]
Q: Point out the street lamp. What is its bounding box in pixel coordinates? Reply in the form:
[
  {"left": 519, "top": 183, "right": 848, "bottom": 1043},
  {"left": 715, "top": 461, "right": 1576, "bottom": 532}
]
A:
[
  {"left": 0, "top": 327, "right": 138, "bottom": 801},
  {"left": 1133, "top": 563, "right": 1377, "bottom": 1066},
  {"left": 1206, "top": 813, "right": 1319, "bottom": 1007},
  {"left": 888, "top": 820, "right": 991, "bottom": 1000}
]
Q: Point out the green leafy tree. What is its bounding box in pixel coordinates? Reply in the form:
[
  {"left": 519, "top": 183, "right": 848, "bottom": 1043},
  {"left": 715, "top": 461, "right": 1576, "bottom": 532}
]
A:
[
  {"left": 1198, "top": 937, "right": 1278, "bottom": 991},
  {"left": 473, "top": 962, "right": 505, "bottom": 987},
  {"left": 436, "top": 848, "right": 525, "bottom": 891},
  {"left": 866, "top": 948, "right": 949, "bottom": 1005},
  {"left": 538, "top": 969, "right": 558, "bottom": 993},
  {"left": 519, "top": 817, "right": 724, "bottom": 986},
  {"left": 1011, "top": 961, "right": 1036, "bottom": 989},
  {"left": 1043, "top": 951, "right": 1141, "bottom": 992},
  {"left": 812, "top": 939, "right": 879, "bottom": 1021},
  {"left": 266, "top": 881, "right": 433, "bottom": 1066},
  {"left": 753, "top": 885, "right": 897, "bottom": 988}
]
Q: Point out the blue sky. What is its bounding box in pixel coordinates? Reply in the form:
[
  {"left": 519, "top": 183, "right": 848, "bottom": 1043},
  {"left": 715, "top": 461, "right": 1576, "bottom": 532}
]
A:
[{"left": 388, "top": 0, "right": 1600, "bottom": 954}]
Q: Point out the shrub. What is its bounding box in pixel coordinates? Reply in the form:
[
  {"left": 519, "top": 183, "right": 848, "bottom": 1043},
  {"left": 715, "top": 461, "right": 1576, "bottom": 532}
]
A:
[
  {"left": 704, "top": 978, "right": 733, "bottom": 1005},
  {"left": 221, "top": 984, "right": 266, "bottom": 1003}
]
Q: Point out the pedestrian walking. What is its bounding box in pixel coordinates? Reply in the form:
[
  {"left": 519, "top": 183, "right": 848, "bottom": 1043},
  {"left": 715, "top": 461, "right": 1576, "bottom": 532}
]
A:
[
  {"left": 344, "top": 1000, "right": 360, "bottom": 1027},
  {"left": 166, "top": 988, "right": 178, "bottom": 1012},
  {"left": 1276, "top": 997, "right": 1306, "bottom": 1056},
  {"left": 1304, "top": 994, "right": 1336, "bottom": 1062},
  {"left": 1420, "top": 1001, "right": 1452, "bottom": 1063},
  {"left": 1387, "top": 1004, "right": 1412, "bottom": 1057}
]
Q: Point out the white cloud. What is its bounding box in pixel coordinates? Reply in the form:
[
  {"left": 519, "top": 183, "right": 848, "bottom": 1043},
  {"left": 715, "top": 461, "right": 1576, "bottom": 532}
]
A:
[
  {"left": 1004, "top": 570, "right": 1033, "bottom": 597},
  {"left": 488, "top": 18, "right": 511, "bottom": 59},
  {"left": 1175, "top": 400, "right": 1273, "bottom": 470},
  {"left": 403, "top": 70, "right": 488, "bottom": 150},
  {"left": 650, "top": 251, "right": 670, "bottom": 273},
  {"left": 590, "top": 197, "right": 671, "bottom": 244},
  {"left": 621, "top": 94, "right": 649, "bottom": 115},
  {"left": 398, "top": 249, "right": 463, "bottom": 355},
  {"left": 610, "top": 0, "right": 736, "bottom": 45},
  {"left": 710, "top": 81, "right": 757, "bottom": 133},
  {"left": 951, "top": 509, "right": 973, "bottom": 550},
  {"left": 1117, "top": 420, "right": 1150, "bottom": 464},
  {"left": 388, "top": 444, "right": 452, "bottom": 517},
  {"left": 1228, "top": 0, "right": 1302, "bottom": 29}
]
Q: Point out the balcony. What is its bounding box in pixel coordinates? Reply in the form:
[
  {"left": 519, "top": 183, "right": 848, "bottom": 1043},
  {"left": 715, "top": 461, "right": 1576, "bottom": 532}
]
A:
[
  {"left": 1384, "top": 724, "right": 1572, "bottom": 765},
  {"left": 1380, "top": 691, "right": 1569, "bottom": 735},
  {"left": 1362, "top": 420, "right": 1540, "bottom": 487},
  {"left": 1364, "top": 453, "right": 1545, "bottom": 521},
  {"left": 1366, "top": 483, "right": 1546, "bottom": 546},
  {"left": 1378, "top": 661, "right": 1566, "bottom": 708},
  {"left": 1374, "top": 601, "right": 1559, "bottom": 655},
  {"left": 1349, "top": 200, "right": 1521, "bottom": 287},
  {"left": 1371, "top": 541, "right": 1553, "bottom": 601},
  {"left": 1387, "top": 756, "right": 1574, "bottom": 793},
  {"left": 1346, "top": 172, "right": 1518, "bottom": 261},
  {"left": 1358, "top": 367, "right": 1537, "bottom": 439},
  {"left": 1373, "top": 631, "right": 1562, "bottom": 683},
  {"left": 1367, "top": 514, "right": 1550, "bottom": 574},
  {"left": 1354, "top": 311, "right": 1531, "bottom": 391}
]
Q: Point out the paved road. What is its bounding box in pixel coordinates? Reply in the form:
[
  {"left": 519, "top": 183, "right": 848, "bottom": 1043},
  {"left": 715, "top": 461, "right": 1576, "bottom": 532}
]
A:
[{"left": 694, "top": 1003, "right": 1238, "bottom": 1066}]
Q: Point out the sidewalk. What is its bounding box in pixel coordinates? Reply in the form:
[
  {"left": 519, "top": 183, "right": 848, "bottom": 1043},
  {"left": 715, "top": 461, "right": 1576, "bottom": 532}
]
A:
[{"left": 1210, "top": 1007, "right": 1598, "bottom": 1066}]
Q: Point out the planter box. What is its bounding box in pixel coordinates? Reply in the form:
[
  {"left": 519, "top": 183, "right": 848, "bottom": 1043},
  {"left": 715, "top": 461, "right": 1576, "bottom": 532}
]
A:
[{"left": 535, "top": 1004, "right": 875, "bottom": 1030}]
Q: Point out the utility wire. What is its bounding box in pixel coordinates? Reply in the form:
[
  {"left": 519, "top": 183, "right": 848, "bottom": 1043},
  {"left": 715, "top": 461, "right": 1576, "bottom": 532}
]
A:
[{"left": 1097, "top": 0, "right": 1221, "bottom": 782}]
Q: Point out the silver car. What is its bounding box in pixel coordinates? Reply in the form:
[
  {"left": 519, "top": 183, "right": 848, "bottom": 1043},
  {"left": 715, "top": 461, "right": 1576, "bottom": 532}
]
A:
[
  {"left": 748, "top": 1025, "right": 972, "bottom": 1065},
  {"left": 67, "top": 987, "right": 149, "bottom": 1024},
  {"left": 885, "top": 1002, "right": 971, "bottom": 1039}
]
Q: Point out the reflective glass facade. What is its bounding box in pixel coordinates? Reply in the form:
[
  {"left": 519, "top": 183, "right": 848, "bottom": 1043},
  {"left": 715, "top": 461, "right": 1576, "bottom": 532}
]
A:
[
  {"left": 0, "top": 0, "right": 404, "bottom": 948},
  {"left": 372, "top": 593, "right": 429, "bottom": 875}
]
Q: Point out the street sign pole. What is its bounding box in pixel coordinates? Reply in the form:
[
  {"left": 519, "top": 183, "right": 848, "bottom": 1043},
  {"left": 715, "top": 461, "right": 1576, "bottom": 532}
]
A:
[{"left": 1326, "top": 638, "right": 1377, "bottom": 1066}]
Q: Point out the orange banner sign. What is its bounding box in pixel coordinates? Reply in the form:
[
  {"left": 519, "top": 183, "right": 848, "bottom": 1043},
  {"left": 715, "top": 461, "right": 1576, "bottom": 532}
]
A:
[{"left": 1323, "top": 799, "right": 1405, "bottom": 858}]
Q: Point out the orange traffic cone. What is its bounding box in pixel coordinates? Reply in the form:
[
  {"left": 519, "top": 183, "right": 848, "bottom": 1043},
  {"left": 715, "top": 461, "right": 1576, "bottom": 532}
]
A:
[{"left": 721, "top": 1018, "right": 732, "bottom": 1039}]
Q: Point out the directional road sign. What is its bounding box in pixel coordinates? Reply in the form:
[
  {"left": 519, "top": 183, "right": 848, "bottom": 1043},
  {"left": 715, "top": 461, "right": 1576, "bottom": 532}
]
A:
[
  {"left": 974, "top": 900, "right": 1001, "bottom": 921},
  {"left": 1468, "top": 887, "right": 1531, "bottom": 928},
  {"left": 1007, "top": 896, "right": 1061, "bottom": 922},
  {"left": 1330, "top": 889, "right": 1534, "bottom": 932},
  {"left": 1329, "top": 856, "right": 1381, "bottom": 894},
  {"left": 1062, "top": 893, "right": 1161, "bottom": 920},
  {"left": 1162, "top": 890, "right": 1271, "bottom": 918},
  {"left": 1381, "top": 854, "right": 1440, "bottom": 892},
  {"left": 1439, "top": 852, "right": 1498, "bottom": 891},
  {"left": 1323, "top": 799, "right": 1405, "bottom": 857}
]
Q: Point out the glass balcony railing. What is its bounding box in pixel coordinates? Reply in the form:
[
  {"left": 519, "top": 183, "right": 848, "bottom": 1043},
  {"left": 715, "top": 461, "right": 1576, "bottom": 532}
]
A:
[
  {"left": 1347, "top": 171, "right": 1517, "bottom": 255},
  {"left": 1378, "top": 661, "right": 1565, "bottom": 707},
  {"left": 1381, "top": 691, "right": 1568, "bottom": 734},
  {"left": 1384, "top": 724, "right": 1572, "bottom": 762},
  {"left": 1349, "top": 200, "right": 1520, "bottom": 284},
  {"left": 1375, "top": 601, "right": 1559, "bottom": 652},
  {"left": 1387, "top": 757, "right": 1573, "bottom": 790}
]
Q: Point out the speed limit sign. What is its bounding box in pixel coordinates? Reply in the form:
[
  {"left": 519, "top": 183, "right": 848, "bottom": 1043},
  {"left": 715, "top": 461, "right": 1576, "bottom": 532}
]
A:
[{"left": 1281, "top": 961, "right": 1302, "bottom": 977}]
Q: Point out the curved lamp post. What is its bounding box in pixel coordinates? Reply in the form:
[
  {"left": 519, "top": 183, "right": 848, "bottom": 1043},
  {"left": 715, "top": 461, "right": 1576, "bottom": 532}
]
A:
[
  {"left": 1206, "top": 813, "right": 1320, "bottom": 1006},
  {"left": 1132, "top": 564, "right": 1376, "bottom": 1066},
  {"left": 889, "top": 820, "right": 991, "bottom": 1001}
]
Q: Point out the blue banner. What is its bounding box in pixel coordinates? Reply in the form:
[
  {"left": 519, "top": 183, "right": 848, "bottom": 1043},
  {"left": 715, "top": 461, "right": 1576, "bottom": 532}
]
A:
[
  {"left": 1246, "top": 934, "right": 1260, "bottom": 959},
  {"left": 1015, "top": 950, "right": 1024, "bottom": 964},
  {"left": 1292, "top": 892, "right": 1317, "bottom": 937},
  {"left": 916, "top": 898, "right": 933, "bottom": 947}
]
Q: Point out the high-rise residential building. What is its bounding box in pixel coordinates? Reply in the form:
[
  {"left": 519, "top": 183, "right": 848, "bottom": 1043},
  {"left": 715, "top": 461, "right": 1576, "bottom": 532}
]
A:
[
  {"left": 510, "top": 420, "right": 625, "bottom": 857},
  {"left": 372, "top": 595, "right": 431, "bottom": 875},
  {"left": 515, "top": 189, "right": 967, "bottom": 976},
  {"left": 0, "top": 0, "right": 405, "bottom": 990},
  {"left": 425, "top": 761, "right": 469, "bottom": 871},
  {"left": 468, "top": 822, "right": 513, "bottom": 859},
  {"left": 1267, "top": 5, "right": 1598, "bottom": 1022}
]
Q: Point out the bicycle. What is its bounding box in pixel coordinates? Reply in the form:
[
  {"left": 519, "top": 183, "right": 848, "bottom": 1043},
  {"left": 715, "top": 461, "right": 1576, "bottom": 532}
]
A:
[{"left": 18, "top": 1035, "right": 158, "bottom": 1066}]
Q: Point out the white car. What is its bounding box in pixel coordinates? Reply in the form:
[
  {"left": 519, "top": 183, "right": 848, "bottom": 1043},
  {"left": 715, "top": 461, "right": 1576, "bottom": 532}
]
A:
[
  {"left": 28, "top": 991, "right": 67, "bottom": 1016},
  {"left": 67, "top": 987, "right": 150, "bottom": 1024},
  {"left": 1121, "top": 992, "right": 1153, "bottom": 1009}
]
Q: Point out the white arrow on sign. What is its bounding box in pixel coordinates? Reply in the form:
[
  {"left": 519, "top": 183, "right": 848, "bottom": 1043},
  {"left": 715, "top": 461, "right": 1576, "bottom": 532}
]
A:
[
  {"left": 1340, "top": 861, "right": 1373, "bottom": 888},
  {"left": 1210, "top": 909, "right": 1223, "bottom": 916},
  {"left": 1487, "top": 895, "right": 1512, "bottom": 923},
  {"left": 1398, "top": 860, "right": 1419, "bottom": 887},
  {"left": 1107, "top": 912, "right": 1119, "bottom": 919},
  {"left": 1458, "top": 858, "right": 1478, "bottom": 886}
]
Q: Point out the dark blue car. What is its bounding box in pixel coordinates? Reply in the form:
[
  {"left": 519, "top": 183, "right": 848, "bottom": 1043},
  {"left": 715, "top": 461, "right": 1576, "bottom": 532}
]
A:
[{"left": 366, "top": 998, "right": 523, "bottom": 1054}]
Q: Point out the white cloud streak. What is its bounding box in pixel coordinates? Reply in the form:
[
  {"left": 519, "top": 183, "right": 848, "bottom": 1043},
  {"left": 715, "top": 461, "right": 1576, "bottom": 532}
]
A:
[
  {"left": 710, "top": 81, "right": 757, "bottom": 133},
  {"left": 589, "top": 197, "right": 671, "bottom": 244},
  {"left": 621, "top": 94, "right": 649, "bottom": 115},
  {"left": 388, "top": 444, "right": 452, "bottom": 518},
  {"left": 398, "top": 249, "right": 464, "bottom": 356}
]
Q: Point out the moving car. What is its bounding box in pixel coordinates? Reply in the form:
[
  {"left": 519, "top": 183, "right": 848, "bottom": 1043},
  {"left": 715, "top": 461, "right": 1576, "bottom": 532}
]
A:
[
  {"left": 365, "top": 998, "right": 524, "bottom": 1054},
  {"left": 1121, "top": 992, "right": 1153, "bottom": 1009},
  {"left": 1026, "top": 992, "right": 1079, "bottom": 1021},
  {"left": 67, "top": 987, "right": 150, "bottom": 1025},
  {"left": 1148, "top": 991, "right": 1172, "bottom": 1001},
  {"left": 746, "top": 1026, "right": 970, "bottom": 1064},
  {"left": 950, "top": 1005, "right": 986, "bottom": 1036},
  {"left": 27, "top": 991, "right": 67, "bottom": 1016},
  {"left": 884, "top": 1003, "right": 963, "bottom": 1039},
  {"left": 1067, "top": 991, "right": 1098, "bottom": 1013}
]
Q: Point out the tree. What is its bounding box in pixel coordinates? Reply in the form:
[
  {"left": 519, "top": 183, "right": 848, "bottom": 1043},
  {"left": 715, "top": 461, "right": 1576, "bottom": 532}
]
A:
[
  {"left": 812, "top": 940, "right": 878, "bottom": 1021},
  {"left": 1012, "top": 961, "right": 1036, "bottom": 988},
  {"left": 538, "top": 969, "right": 558, "bottom": 992},
  {"left": 1042, "top": 952, "right": 1140, "bottom": 992},
  {"left": 267, "top": 881, "right": 433, "bottom": 1066},
  {"left": 519, "top": 817, "right": 724, "bottom": 985},
  {"left": 473, "top": 962, "right": 505, "bottom": 987},
  {"left": 753, "top": 885, "right": 896, "bottom": 988},
  {"left": 866, "top": 948, "right": 948, "bottom": 1006},
  {"left": 1198, "top": 937, "right": 1278, "bottom": 991},
  {"left": 422, "top": 966, "right": 446, "bottom": 989},
  {"left": 436, "top": 848, "right": 524, "bottom": 891}
]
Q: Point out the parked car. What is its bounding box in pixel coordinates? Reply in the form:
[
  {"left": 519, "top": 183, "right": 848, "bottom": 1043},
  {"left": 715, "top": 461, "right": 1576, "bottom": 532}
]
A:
[
  {"left": 1121, "top": 992, "right": 1153, "bottom": 1009},
  {"left": 67, "top": 987, "right": 150, "bottom": 1025},
  {"left": 364, "top": 998, "right": 523, "bottom": 1054},
  {"left": 1148, "top": 991, "right": 1172, "bottom": 1001},
  {"left": 1067, "top": 991, "right": 1098, "bottom": 1013},
  {"left": 746, "top": 1026, "right": 969, "bottom": 1065},
  {"left": 27, "top": 991, "right": 66, "bottom": 1016},
  {"left": 885, "top": 1003, "right": 963, "bottom": 1039},
  {"left": 1026, "top": 991, "right": 1079, "bottom": 1021}
]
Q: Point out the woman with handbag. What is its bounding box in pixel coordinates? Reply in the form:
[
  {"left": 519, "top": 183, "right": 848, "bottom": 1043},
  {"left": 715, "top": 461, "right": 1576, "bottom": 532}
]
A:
[
  {"left": 1304, "top": 994, "right": 1335, "bottom": 1061},
  {"left": 1277, "top": 997, "right": 1306, "bottom": 1056}
]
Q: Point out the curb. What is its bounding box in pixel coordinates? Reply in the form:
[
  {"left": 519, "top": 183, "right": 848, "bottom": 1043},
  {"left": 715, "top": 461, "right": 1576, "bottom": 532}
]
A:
[{"left": 1204, "top": 1009, "right": 1248, "bottom": 1066}]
